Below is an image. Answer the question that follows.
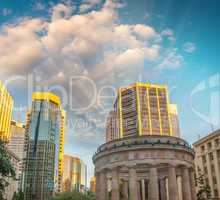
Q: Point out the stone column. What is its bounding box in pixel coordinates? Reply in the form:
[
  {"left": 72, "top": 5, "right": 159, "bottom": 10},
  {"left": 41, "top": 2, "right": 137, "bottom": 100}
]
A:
[
  {"left": 206, "top": 152, "right": 214, "bottom": 195},
  {"left": 168, "top": 166, "right": 179, "bottom": 200},
  {"left": 122, "top": 181, "right": 129, "bottom": 200},
  {"left": 177, "top": 176, "right": 183, "bottom": 200},
  {"left": 95, "top": 172, "right": 100, "bottom": 200},
  {"left": 213, "top": 150, "right": 220, "bottom": 197},
  {"left": 160, "top": 178, "right": 167, "bottom": 200},
  {"left": 149, "top": 167, "right": 159, "bottom": 200},
  {"left": 189, "top": 170, "right": 196, "bottom": 200},
  {"left": 182, "top": 167, "right": 192, "bottom": 200},
  {"left": 100, "top": 170, "right": 107, "bottom": 200},
  {"left": 111, "top": 168, "right": 120, "bottom": 200},
  {"left": 141, "top": 179, "right": 146, "bottom": 200},
  {"left": 129, "top": 168, "right": 139, "bottom": 200}
]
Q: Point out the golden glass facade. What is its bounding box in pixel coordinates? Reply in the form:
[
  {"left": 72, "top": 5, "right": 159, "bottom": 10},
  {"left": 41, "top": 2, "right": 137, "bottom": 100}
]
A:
[
  {"left": 0, "top": 81, "right": 14, "bottom": 142},
  {"left": 62, "top": 155, "right": 87, "bottom": 192},
  {"left": 90, "top": 176, "right": 96, "bottom": 193},
  {"left": 106, "top": 82, "right": 180, "bottom": 142}
]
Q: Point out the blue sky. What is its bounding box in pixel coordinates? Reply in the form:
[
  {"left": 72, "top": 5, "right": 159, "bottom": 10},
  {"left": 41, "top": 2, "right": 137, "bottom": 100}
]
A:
[{"left": 0, "top": 0, "right": 219, "bottom": 185}]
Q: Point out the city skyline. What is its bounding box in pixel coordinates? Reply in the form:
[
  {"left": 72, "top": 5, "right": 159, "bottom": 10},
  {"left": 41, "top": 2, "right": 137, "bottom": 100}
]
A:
[{"left": 0, "top": 0, "right": 219, "bottom": 187}]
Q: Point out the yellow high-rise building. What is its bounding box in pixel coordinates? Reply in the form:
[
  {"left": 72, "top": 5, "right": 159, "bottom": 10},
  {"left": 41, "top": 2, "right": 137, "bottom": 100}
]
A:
[
  {"left": 0, "top": 81, "right": 14, "bottom": 142},
  {"left": 58, "top": 109, "right": 65, "bottom": 192},
  {"left": 106, "top": 82, "right": 180, "bottom": 142}
]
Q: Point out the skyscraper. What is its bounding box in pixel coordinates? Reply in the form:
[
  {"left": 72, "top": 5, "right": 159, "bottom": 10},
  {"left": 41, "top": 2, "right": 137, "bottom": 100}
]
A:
[
  {"left": 62, "top": 155, "right": 87, "bottom": 193},
  {"left": 90, "top": 176, "right": 96, "bottom": 193},
  {"left": 8, "top": 120, "right": 26, "bottom": 186},
  {"left": 0, "top": 81, "right": 13, "bottom": 142},
  {"left": 106, "top": 82, "right": 180, "bottom": 142},
  {"left": 23, "top": 92, "right": 65, "bottom": 200}
]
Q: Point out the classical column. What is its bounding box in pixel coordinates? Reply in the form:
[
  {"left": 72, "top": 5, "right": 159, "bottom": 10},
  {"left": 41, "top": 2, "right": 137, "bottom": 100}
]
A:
[
  {"left": 100, "top": 170, "right": 107, "bottom": 200},
  {"left": 129, "top": 168, "right": 139, "bottom": 200},
  {"left": 159, "top": 178, "right": 167, "bottom": 200},
  {"left": 111, "top": 168, "right": 120, "bottom": 200},
  {"left": 182, "top": 167, "right": 192, "bottom": 200},
  {"left": 95, "top": 172, "right": 100, "bottom": 200},
  {"left": 213, "top": 150, "right": 220, "bottom": 197},
  {"left": 168, "top": 166, "right": 179, "bottom": 200},
  {"left": 122, "top": 181, "right": 129, "bottom": 200},
  {"left": 149, "top": 167, "right": 159, "bottom": 200},
  {"left": 177, "top": 176, "right": 183, "bottom": 200},
  {"left": 189, "top": 170, "right": 196, "bottom": 200},
  {"left": 141, "top": 179, "right": 146, "bottom": 200}
]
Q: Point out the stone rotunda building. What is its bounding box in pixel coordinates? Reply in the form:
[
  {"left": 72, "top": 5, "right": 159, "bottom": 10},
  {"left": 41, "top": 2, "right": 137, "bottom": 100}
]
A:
[{"left": 93, "top": 83, "right": 196, "bottom": 200}]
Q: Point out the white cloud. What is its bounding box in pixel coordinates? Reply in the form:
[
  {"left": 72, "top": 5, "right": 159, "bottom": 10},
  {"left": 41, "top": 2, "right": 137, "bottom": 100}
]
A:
[
  {"left": 34, "top": 2, "right": 46, "bottom": 11},
  {"left": 133, "top": 24, "right": 157, "bottom": 39},
  {"left": 183, "top": 42, "right": 196, "bottom": 53},
  {"left": 161, "top": 28, "right": 175, "bottom": 41},
  {"left": 79, "top": 0, "right": 103, "bottom": 13},
  {"left": 52, "top": 3, "right": 73, "bottom": 20},
  {"left": 0, "top": 1, "right": 183, "bottom": 86},
  {"left": 1, "top": 8, "right": 12, "bottom": 16},
  {"left": 158, "top": 48, "right": 184, "bottom": 69}
]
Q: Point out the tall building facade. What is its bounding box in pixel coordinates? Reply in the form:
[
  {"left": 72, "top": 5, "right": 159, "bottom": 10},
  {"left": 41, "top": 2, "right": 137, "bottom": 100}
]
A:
[
  {"left": 8, "top": 120, "right": 26, "bottom": 186},
  {"left": 4, "top": 149, "right": 20, "bottom": 200},
  {"left": 23, "top": 92, "right": 65, "bottom": 200},
  {"left": 94, "top": 83, "right": 196, "bottom": 200},
  {"left": 193, "top": 129, "right": 220, "bottom": 198},
  {"left": 106, "top": 82, "right": 180, "bottom": 142},
  {"left": 0, "top": 81, "right": 13, "bottom": 142},
  {"left": 62, "top": 155, "right": 87, "bottom": 192},
  {"left": 90, "top": 176, "right": 96, "bottom": 193}
]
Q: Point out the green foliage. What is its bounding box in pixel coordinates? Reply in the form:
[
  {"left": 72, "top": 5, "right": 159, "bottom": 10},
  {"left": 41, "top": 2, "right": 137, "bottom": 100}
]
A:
[
  {"left": 49, "top": 191, "right": 95, "bottom": 200},
  {"left": 196, "top": 170, "right": 211, "bottom": 200},
  {"left": 0, "top": 140, "right": 16, "bottom": 200},
  {"left": 12, "top": 190, "right": 24, "bottom": 200}
]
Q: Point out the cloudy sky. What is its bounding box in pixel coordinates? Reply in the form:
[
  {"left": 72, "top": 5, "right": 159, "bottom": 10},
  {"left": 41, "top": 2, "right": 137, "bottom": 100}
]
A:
[{"left": 0, "top": 0, "right": 219, "bottom": 184}]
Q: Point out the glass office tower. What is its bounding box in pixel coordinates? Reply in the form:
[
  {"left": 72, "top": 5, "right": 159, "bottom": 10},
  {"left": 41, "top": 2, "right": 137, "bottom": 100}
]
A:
[{"left": 23, "top": 92, "right": 65, "bottom": 200}]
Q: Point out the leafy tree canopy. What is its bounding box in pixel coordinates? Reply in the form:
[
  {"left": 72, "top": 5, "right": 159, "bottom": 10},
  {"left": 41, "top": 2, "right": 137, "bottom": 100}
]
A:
[
  {"left": 196, "top": 170, "right": 211, "bottom": 200},
  {"left": 49, "top": 191, "right": 95, "bottom": 200},
  {"left": 0, "top": 140, "right": 16, "bottom": 200}
]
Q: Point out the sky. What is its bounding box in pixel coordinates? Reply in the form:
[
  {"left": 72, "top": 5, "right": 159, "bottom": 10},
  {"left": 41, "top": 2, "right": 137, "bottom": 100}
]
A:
[{"left": 0, "top": 0, "right": 219, "bottom": 185}]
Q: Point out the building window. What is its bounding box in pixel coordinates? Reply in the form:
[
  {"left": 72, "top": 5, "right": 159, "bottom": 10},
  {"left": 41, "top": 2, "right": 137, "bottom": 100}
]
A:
[
  {"left": 214, "top": 189, "right": 218, "bottom": 197},
  {"left": 202, "top": 156, "right": 206, "bottom": 163},
  {"left": 217, "top": 150, "right": 220, "bottom": 159},
  {"left": 213, "top": 176, "right": 217, "bottom": 184},
  {"left": 201, "top": 145, "right": 205, "bottom": 152},
  {"left": 215, "top": 138, "right": 219, "bottom": 146},
  {"left": 204, "top": 166, "right": 208, "bottom": 174},
  {"left": 207, "top": 142, "right": 212, "bottom": 150},
  {"left": 209, "top": 152, "right": 214, "bottom": 161}
]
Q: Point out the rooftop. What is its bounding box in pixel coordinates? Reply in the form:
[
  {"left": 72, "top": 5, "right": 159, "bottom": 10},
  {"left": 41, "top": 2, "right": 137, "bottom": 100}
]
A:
[{"left": 193, "top": 129, "right": 220, "bottom": 147}]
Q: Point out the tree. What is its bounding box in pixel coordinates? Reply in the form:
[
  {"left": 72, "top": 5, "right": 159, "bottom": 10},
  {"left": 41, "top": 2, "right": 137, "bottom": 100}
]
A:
[
  {"left": 196, "top": 170, "right": 211, "bottom": 200},
  {"left": 12, "top": 190, "right": 24, "bottom": 200},
  {"left": 49, "top": 190, "right": 95, "bottom": 200},
  {"left": 0, "top": 140, "right": 16, "bottom": 200}
]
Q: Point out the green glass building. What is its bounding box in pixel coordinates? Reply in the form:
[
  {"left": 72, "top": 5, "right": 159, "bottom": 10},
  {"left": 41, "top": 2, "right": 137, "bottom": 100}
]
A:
[{"left": 23, "top": 92, "right": 65, "bottom": 200}]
